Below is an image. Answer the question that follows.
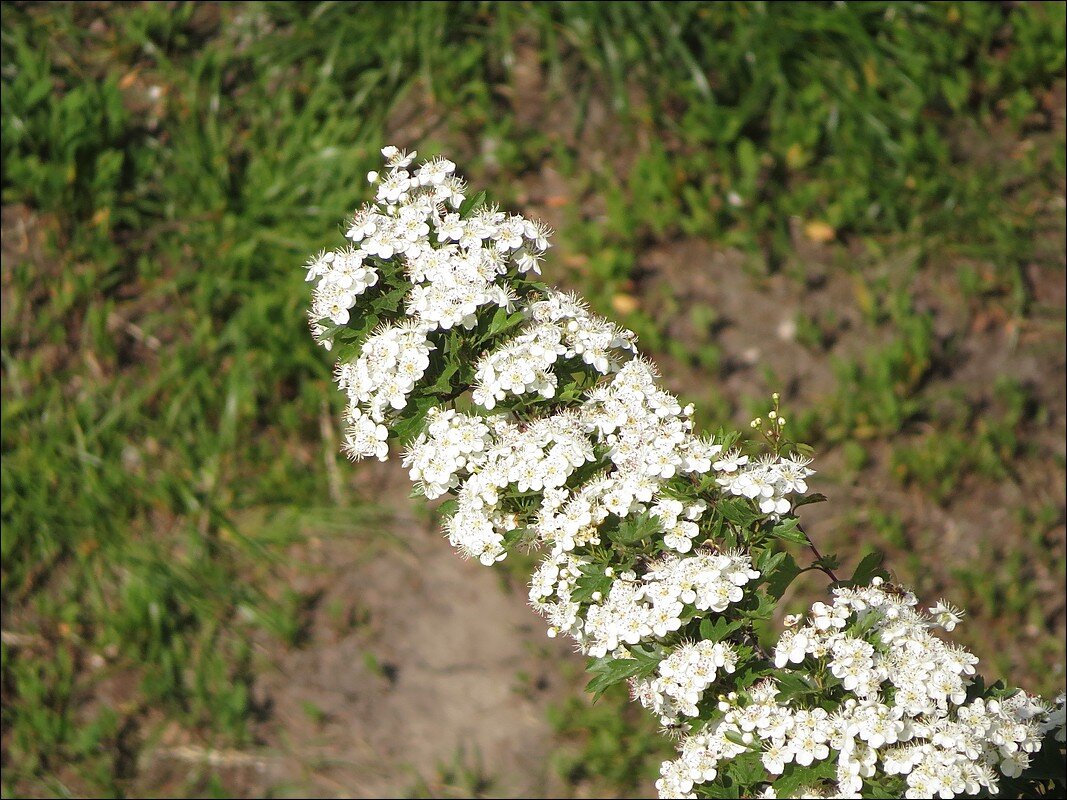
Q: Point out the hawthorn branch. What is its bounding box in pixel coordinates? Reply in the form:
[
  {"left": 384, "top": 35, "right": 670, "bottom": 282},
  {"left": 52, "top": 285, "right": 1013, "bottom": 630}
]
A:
[{"left": 798, "top": 522, "right": 839, "bottom": 583}]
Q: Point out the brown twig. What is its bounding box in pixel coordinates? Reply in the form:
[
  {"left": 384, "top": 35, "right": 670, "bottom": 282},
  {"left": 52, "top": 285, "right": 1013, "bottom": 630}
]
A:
[{"left": 798, "top": 523, "right": 839, "bottom": 583}]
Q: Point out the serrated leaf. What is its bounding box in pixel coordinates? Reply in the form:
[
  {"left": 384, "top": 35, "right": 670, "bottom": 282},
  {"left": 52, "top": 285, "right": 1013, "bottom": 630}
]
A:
[
  {"left": 423, "top": 360, "right": 460, "bottom": 397},
  {"left": 332, "top": 311, "right": 382, "bottom": 361},
  {"left": 607, "top": 512, "right": 660, "bottom": 545},
  {"left": 627, "top": 645, "right": 662, "bottom": 667},
  {"left": 388, "top": 395, "right": 438, "bottom": 444},
  {"left": 793, "top": 492, "right": 828, "bottom": 508},
  {"left": 719, "top": 498, "right": 761, "bottom": 527},
  {"left": 756, "top": 548, "right": 787, "bottom": 574},
  {"left": 458, "top": 189, "right": 488, "bottom": 217},
  {"left": 849, "top": 550, "right": 886, "bottom": 586},
  {"left": 558, "top": 384, "right": 585, "bottom": 403},
  {"left": 725, "top": 751, "right": 765, "bottom": 787},
  {"left": 815, "top": 554, "right": 840, "bottom": 571},
  {"left": 770, "top": 759, "right": 837, "bottom": 798},
  {"left": 741, "top": 591, "right": 776, "bottom": 621},
  {"left": 370, "top": 283, "right": 409, "bottom": 316},
  {"left": 770, "top": 517, "right": 808, "bottom": 544},
  {"left": 699, "top": 616, "right": 743, "bottom": 642},
  {"left": 435, "top": 498, "right": 458, "bottom": 518},
  {"left": 571, "top": 572, "right": 612, "bottom": 604},
  {"left": 479, "top": 306, "right": 527, "bottom": 345},
  {"left": 774, "top": 670, "right": 818, "bottom": 702},
  {"left": 764, "top": 552, "right": 801, "bottom": 600},
  {"left": 733, "top": 664, "right": 770, "bottom": 690},
  {"left": 699, "top": 778, "right": 740, "bottom": 799},
  {"left": 585, "top": 657, "right": 647, "bottom": 697},
  {"left": 502, "top": 527, "right": 532, "bottom": 547}
]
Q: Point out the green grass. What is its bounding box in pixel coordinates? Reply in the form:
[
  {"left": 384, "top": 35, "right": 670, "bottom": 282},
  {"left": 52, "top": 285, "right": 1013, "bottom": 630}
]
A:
[
  {"left": 2, "top": 2, "right": 1065, "bottom": 797},
  {"left": 548, "top": 677, "right": 673, "bottom": 798}
]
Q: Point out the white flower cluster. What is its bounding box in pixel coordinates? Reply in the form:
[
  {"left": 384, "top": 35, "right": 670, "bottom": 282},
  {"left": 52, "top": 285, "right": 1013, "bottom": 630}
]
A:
[
  {"left": 445, "top": 412, "right": 595, "bottom": 565},
  {"left": 716, "top": 452, "right": 814, "bottom": 516},
  {"left": 534, "top": 477, "right": 612, "bottom": 555},
  {"left": 651, "top": 497, "right": 707, "bottom": 554},
  {"left": 335, "top": 319, "right": 433, "bottom": 438},
  {"left": 403, "top": 408, "right": 492, "bottom": 498},
  {"left": 656, "top": 724, "right": 745, "bottom": 799},
  {"left": 634, "top": 639, "right": 739, "bottom": 721},
  {"left": 657, "top": 578, "right": 1066, "bottom": 799},
  {"left": 337, "top": 146, "right": 550, "bottom": 336},
  {"left": 341, "top": 408, "right": 389, "bottom": 463},
  {"left": 527, "top": 545, "right": 760, "bottom": 659},
  {"left": 584, "top": 359, "right": 723, "bottom": 488},
  {"left": 643, "top": 551, "right": 762, "bottom": 617},
  {"left": 472, "top": 322, "right": 567, "bottom": 409},
  {"left": 528, "top": 550, "right": 588, "bottom": 636},
  {"left": 306, "top": 147, "right": 1064, "bottom": 800},
  {"left": 306, "top": 247, "right": 380, "bottom": 333},
  {"left": 471, "top": 291, "right": 637, "bottom": 410},
  {"left": 528, "top": 291, "right": 638, "bottom": 374},
  {"left": 303, "top": 146, "right": 551, "bottom": 448}
]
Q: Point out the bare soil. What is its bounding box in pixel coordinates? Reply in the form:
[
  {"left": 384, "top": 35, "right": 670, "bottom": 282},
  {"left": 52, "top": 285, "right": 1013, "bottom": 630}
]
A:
[{"left": 131, "top": 460, "right": 580, "bottom": 799}]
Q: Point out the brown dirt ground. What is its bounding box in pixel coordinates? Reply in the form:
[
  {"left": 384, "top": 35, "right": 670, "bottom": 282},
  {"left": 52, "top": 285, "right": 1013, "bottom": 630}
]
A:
[{"left": 128, "top": 460, "right": 581, "bottom": 799}]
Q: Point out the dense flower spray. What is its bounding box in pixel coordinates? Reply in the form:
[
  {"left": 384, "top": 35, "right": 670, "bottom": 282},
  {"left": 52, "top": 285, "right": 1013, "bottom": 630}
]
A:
[{"left": 303, "top": 147, "right": 1066, "bottom": 798}]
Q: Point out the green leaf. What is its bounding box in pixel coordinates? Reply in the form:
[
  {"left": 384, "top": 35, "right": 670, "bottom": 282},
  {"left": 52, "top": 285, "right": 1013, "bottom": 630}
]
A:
[
  {"left": 756, "top": 548, "right": 786, "bottom": 574},
  {"left": 370, "top": 283, "right": 409, "bottom": 316},
  {"left": 725, "top": 751, "right": 766, "bottom": 787},
  {"left": 502, "top": 527, "right": 532, "bottom": 547},
  {"left": 332, "top": 313, "right": 382, "bottom": 361},
  {"left": 732, "top": 663, "right": 770, "bottom": 691},
  {"left": 770, "top": 517, "right": 808, "bottom": 544},
  {"left": 769, "top": 759, "right": 837, "bottom": 799},
  {"left": 723, "top": 729, "right": 755, "bottom": 750},
  {"left": 388, "top": 395, "right": 438, "bottom": 444},
  {"left": 718, "top": 498, "right": 761, "bottom": 528},
  {"left": 571, "top": 570, "right": 613, "bottom": 604},
  {"left": 434, "top": 499, "right": 458, "bottom": 519},
  {"left": 699, "top": 616, "right": 743, "bottom": 642},
  {"left": 700, "top": 779, "right": 741, "bottom": 799},
  {"left": 814, "top": 554, "right": 840, "bottom": 572},
  {"left": 740, "top": 590, "right": 777, "bottom": 621},
  {"left": 585, "top": 657, "right": 647, "bottom": 698},
  {"left": 458, "top": 189, "right": 488, "bottom": 217},
  {"left": 849, "top": 550, "right": 886, "bottom": 587},
  {"left": 774, "top": 670, "right": 818, "bottom": 702},
  {"left": 607, "top": 512, "right": 660, "bottom": 545},
  {"left": 478, "top": 306, "right": 527, "bottom": 345},
  {"left": 423, "top": 361, "right": 460, "bottom": 397},
  {"left": 764, "top": 552, "right": 801, "bottom": 600},
  {"left": 792, "top": 492, "right": 828, "bottom": 508}
]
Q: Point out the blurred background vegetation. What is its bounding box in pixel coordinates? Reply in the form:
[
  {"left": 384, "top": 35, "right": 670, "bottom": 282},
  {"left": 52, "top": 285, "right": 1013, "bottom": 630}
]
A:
[{"left": 2, "top": 2, "right": 1064, "bottom": 797}]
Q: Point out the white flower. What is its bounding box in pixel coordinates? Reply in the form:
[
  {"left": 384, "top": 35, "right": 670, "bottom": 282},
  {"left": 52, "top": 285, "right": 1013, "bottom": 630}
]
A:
[
  {"left": 341, "top": 410, "right": 389, "bottom": 461},
  {"left": 435, "top": 212, "right": 466, "bottom": 242},
  {"left": 712, "top": 449, "right": 748, "bottom": 472},
  {"left": 929, "top": 600, "right": 965, "bottom": 631},
  {"left": 416, "top": 156, "right": 455, "bottom": 186},
  {"left": 774, "top": 628, "right": 811, "bottom": 668}
]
